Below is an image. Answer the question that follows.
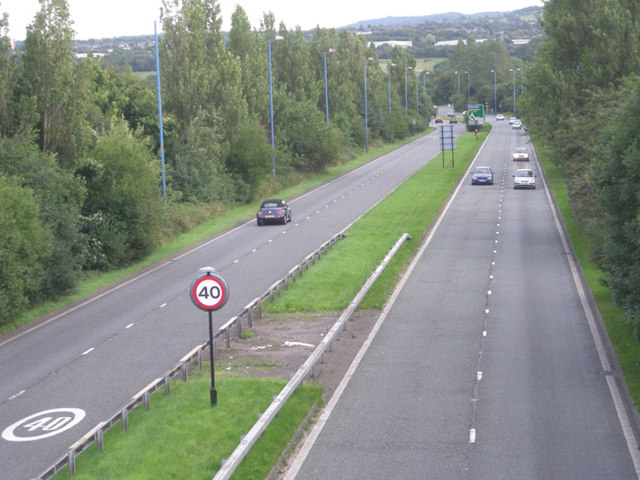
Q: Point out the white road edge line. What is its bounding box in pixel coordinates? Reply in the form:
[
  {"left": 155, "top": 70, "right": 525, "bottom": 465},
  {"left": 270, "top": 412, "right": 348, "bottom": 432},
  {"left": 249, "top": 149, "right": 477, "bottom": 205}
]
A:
[{"left": 283, "top": 130, "right": 493, "bottom": 479}]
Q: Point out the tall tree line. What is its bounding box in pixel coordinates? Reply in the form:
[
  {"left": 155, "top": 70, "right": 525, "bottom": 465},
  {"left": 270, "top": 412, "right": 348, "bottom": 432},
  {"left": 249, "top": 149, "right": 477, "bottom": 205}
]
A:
[
  {"left": 0, "top": 0, "right": 432, "bottom": 325},
  {"left": 520, "top": 0, "right": 640, "bottom": 337}
]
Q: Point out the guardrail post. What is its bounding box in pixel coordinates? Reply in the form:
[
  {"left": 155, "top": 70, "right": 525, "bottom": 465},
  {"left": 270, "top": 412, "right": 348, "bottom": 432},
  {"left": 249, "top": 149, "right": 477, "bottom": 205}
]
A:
[
  {"left": 121, "top": 409, "right": 128, "bottom": 431},
  {"left": 68, "top": 451, "right": 75, "bottom": 476},
  {"left": 237, "top": 316, "right": 243, "bottom": 337},
  {"left": 97, "top": 429, "right": 104, "bottom": 451},
  {"left": 247, "top": 305, "right": 253, "bottom": 328},
  {"left": 181, "top": 364, "right": 188, "bottom": 382},
  {"left": 225, "top": 327, "right": 231, "bottom": 348},
  {"left": 198, "top": 349, "right": 203, "bottom": 370},
  {"left": 258, "top": 298, "right": 263, "bottom": 319},
  {"left": 164, "top": 377, "right": 170, "bottom": 395},
  {"left": 144, "top": 391, "right": 150, "bottom": 410}
]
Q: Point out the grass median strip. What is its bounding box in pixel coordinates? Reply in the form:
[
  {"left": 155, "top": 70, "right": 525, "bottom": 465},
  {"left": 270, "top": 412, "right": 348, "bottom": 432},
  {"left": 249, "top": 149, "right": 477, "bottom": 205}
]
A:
[{"left": 52, "top": 128, "right": 487, "bottom": 480}]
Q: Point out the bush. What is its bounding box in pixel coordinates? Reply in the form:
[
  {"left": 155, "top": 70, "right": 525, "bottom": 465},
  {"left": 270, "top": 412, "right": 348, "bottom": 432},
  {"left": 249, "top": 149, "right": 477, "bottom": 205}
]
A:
[
  {"left": 0, "top": 174, "right": 51, "bottom": 323},
  {"left": 79, "top": 121, "right": 163, "bottom": 269}
]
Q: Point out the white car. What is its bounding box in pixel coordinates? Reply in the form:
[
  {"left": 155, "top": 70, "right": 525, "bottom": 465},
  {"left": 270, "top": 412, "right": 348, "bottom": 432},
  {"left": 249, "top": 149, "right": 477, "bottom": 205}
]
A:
[
  {"left": 512, "top": 146, "right": 529, "bottom": 162},
  {"left": 509, "top": 117, "right": 516, "bottom": 124},
  {"left": 496, "top": 114, "right": 505, "bottom": 121},
  {"left": 513, "top": 169, "right": 536, "bottom": 189},
  {"left": 512, "top": 120, "right": 523, "bottom": 130}
]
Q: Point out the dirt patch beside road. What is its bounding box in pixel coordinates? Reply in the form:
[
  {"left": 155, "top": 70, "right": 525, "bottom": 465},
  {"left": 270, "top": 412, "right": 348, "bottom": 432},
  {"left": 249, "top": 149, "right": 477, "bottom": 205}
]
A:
[{"left": 216, "top": 309, "right": 380, "bottom": 402}]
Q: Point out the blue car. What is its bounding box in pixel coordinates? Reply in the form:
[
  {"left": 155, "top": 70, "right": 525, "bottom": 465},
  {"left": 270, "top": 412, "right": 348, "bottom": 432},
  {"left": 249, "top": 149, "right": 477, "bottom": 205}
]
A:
[
  {"left": 256, "top": 199, "right": 292, "bottom": 226},
  {"left": 471, "top": 166, "right": 494, "bottom": 185}
]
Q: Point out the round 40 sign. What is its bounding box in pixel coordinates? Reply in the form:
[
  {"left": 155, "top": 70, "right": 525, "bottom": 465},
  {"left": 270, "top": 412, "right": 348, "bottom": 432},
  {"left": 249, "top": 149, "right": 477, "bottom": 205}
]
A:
[{"left": 189, "top": 270, "right": 229, "bottom": 311}]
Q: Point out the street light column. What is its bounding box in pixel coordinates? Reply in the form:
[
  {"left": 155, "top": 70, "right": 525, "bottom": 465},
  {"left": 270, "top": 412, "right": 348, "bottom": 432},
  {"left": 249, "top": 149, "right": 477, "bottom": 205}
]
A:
[
  {"left": 268, "top": 39, "right": 276, "bottom": 177},
  {"left": 416, "top": 72, "right": 420, "bottom": 114},
  {"left": 154, "top": 21, "right": 167, "bottom": 215},
  {"left": 323, "top": 51, "right": 329, "bottom": 125},
  {"left": 465, "top": 71, "right": 470, "bottom": 104},
  {"left": 387, "top": 64, "right": 391, "bottom": 114},
  {"left": 364, "top": 59, "right": 369, "bottom": 152},
  {"left": 511, "top": 68, "right": 516, "bottom": 116},
  {"left": 492, "top": 69, "right": 496, "bottom": 114},
  {"left": 404, "top": 68, "right": 408, "bottom": 116}
]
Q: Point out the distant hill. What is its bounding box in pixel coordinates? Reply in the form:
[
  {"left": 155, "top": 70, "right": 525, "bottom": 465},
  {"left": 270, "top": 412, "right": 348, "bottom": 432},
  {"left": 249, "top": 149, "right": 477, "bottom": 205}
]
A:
[{"left": 344, "top": 6, "right": 540, "bottom": 29}]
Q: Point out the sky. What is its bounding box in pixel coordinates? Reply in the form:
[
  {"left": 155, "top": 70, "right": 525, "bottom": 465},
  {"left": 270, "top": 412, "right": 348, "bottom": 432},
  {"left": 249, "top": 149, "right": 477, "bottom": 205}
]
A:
[{"left": 1, "top": 0, "right": 544, "bottom": 41}]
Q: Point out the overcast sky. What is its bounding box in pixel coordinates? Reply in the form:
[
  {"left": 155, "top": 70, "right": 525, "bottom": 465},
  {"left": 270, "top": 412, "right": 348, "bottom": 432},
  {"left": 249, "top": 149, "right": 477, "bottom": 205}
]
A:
[{"left": 1, "top": 0, "right": 544, "bottom": 41}]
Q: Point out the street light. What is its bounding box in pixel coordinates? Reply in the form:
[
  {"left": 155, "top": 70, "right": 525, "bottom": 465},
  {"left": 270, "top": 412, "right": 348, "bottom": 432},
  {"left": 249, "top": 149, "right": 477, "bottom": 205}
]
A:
[
  {"left": 510, "top": 68, "right": 516, "bottom": 115},
  {"left": 404, "top": 66, "right": 412, "bottom": 116},
  {"left": 364, "top": 57, "right": 377, "bottom": 152},
  {"left": 268, "top": 36, "right": 283, "bottom": 178},
  {"left": 323, "top": 49, "right": 335, "bottom": 126},
  {"left": 455, "top": 70, "right": 460, "bottom": 94},
  {"left": 154, "top": 21, "right": 167, "bottom": 215},
  {"left": 491, "top": 69, "right": 497, "bottom": 114},
  {"left": 387, "top": 63, "right": 395, "bottom": 114},
  {"left": 415, "top": 71, "right": 420, "bottom": 114},
  {"left": 518, "top": 67, "right": 524, "bottom": 94},
  {"left": 465, "top": 71, "right": 470, "bottom": 104}
]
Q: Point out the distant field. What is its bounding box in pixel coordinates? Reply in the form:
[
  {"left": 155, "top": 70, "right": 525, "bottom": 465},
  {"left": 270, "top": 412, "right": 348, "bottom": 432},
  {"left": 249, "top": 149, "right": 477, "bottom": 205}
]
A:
[{"left": 379, "top": 58, "right": 446, "bottom": 73}]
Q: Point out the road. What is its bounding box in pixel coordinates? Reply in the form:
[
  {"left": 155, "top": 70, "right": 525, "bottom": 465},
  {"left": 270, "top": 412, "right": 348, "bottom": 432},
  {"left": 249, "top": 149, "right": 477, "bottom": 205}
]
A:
[
  {"left": 285, "top": 116, "right": 640, "bottom": 479},
  {"left": 0, "top": 116, "right": 455, "bottom": 480}
]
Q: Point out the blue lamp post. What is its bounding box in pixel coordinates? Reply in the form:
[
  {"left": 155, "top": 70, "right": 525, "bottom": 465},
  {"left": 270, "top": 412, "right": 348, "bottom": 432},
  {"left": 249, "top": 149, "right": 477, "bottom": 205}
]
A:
[
  {"left": 415, "top": 72, "right": 420, "bottom": 114},
  {"left": 511, "top": 68, "right": 516, "bottom": 115},
  {"left": 154, "top": 21, "right": 167, "bottom": 215},
  {"left": 364, "top": 59, "right": 369, "bottom": 152},
  {"left": 492, "top": 69, "right": 497, "bottom": 114},
  {"left": 456, "top": 70, "right": 460, "bottom": 94},
  {"left": 387, "top": 64, "right": 391, "bottom": 114},
  {"left": 323, "top": 49, "right": 335, "bottom": 125},
  {"left": 404, "top": 67, "right": 408, "bottom": 116},
  {"left": 465, "top": 71, "right": 470, "bottom": 104},
  {"left": 268, "top": 37, "right": 283, "bottom": 177}
]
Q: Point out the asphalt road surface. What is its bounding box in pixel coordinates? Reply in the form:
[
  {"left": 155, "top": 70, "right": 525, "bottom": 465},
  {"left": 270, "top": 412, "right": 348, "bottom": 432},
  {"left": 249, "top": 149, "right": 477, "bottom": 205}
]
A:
[
  {"left": 285, "top": 117, "right": 640, "bottom": 479},
  {"left": 0, "top": 115, "right": 458, "bottom": 480}
]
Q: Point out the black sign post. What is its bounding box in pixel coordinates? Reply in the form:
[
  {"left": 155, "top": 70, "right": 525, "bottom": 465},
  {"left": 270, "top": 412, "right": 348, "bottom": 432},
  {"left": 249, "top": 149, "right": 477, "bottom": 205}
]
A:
[{"left": 189, "top": 267, "right": 229, "bottom": 406}]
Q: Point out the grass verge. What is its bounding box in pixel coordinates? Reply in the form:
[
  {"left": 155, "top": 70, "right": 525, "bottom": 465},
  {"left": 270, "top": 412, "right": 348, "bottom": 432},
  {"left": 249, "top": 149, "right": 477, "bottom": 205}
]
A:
[
  {"left": 536, "top": 141, "right": 640, "bottom": 408},
  {"left": 50, "top": 127, "right": 489, "bottom": 479},
  {"left": 53, "top": 376, "right": 322, "bottom": 480}
]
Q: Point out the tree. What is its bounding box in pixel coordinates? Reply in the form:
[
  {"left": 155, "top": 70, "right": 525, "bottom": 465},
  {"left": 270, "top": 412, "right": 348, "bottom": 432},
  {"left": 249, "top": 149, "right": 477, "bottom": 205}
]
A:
[
  {"left": 0, "top": 174, "right": 51, "bottom": 323},
  {"left": 228, "top": 6, "right": 269, "bottom": 122},
  {"left": 594, "top": 79, "right": 640, "bottom": 336},
  {"left": 0, "top": 8, "right": 17, "bottom": 137},
  {"left": 79, "top": 120, "right": 163, "bottom": 269},
  {"left": 20, "top": 0, "right": 90, "bottom": 168},
  {"left": 0, "top": 136, "right": 87, "bottom": 296}
]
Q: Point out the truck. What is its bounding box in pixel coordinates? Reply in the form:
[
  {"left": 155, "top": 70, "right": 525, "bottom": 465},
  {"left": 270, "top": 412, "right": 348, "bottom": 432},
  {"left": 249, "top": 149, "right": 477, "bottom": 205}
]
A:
[{"left": 465, "top": 104, "right": 484, "bottom": 132}]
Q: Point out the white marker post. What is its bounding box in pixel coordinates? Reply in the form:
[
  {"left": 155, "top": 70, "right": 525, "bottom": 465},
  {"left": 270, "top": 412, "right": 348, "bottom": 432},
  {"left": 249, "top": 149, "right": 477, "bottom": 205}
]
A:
[{"left": 189, "top": 267, "right": 229, "bottom": 406}]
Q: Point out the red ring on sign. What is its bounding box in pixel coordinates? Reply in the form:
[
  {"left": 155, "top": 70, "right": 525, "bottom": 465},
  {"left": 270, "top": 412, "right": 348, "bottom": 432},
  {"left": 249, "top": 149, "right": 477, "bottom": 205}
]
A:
[{"left": 189, "top": 273, "right": 229, "bottom": 311}]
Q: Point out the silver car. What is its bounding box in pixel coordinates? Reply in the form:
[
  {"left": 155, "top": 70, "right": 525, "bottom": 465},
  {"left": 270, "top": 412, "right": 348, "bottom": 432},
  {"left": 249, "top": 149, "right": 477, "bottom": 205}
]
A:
[
  {"left": 512, "top": 146, "right": 529, "bottom": 162},
  {"left": 513, "top": 169, "right": 536, "bottom": 189}
]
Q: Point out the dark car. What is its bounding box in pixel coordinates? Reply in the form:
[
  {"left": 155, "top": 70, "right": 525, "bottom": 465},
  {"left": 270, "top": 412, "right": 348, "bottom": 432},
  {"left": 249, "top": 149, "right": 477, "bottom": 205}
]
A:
[
  {"left": 256, "top": 199, "right": 291, "bottom": 226},
  {"left": 449, "top": 118, "right": 458, "bottom": 124},
  {"left": 470, "top": 166, "right": 494, "bottom": 185}
]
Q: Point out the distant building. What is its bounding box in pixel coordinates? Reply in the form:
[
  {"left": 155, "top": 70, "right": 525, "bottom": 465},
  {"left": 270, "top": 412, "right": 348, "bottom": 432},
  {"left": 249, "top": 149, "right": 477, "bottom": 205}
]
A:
[
  {"left": 512, "top": 39, "right": 531, "bottom": 45},
  {"left": 434, "top": 39, "right": 487, "bottom": 47},
  {"left": 371, "top": 40, "right": 412, "bottom": 48}
]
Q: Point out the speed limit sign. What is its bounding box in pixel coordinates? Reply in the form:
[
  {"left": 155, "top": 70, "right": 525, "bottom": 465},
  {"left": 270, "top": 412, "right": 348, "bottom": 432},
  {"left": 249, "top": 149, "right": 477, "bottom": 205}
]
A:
[{"left": 189, "top": 270, "right": 229, "bottom": 311}]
